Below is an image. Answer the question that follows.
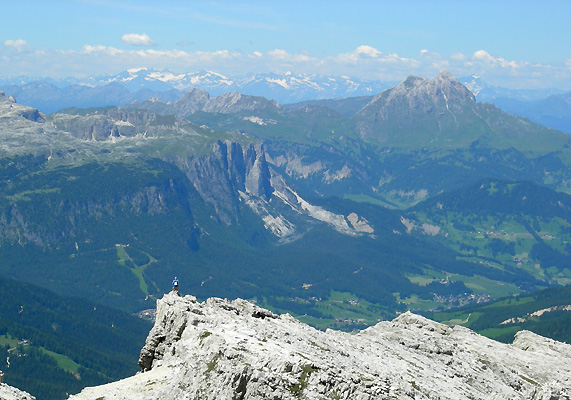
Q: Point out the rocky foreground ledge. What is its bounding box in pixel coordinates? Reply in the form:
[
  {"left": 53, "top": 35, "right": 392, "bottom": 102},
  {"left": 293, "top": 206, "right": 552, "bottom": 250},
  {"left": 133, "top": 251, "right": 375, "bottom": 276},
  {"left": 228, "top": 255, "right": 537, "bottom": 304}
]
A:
[
  {"left": 70, "top": 292, "right": 571, "bottom": 399},
  {"left": 0, "top": 382, "right": 36, "bottom": 400}
]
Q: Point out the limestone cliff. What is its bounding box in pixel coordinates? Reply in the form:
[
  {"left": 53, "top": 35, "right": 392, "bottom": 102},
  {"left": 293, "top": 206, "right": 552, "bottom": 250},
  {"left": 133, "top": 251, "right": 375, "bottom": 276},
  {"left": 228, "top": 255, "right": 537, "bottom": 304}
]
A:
[
  {"left": 70, "top": 293, "right": 571, "bottom": 400},
  {"left": 175, "top": 140, "right": 273, "bottom": 224}
]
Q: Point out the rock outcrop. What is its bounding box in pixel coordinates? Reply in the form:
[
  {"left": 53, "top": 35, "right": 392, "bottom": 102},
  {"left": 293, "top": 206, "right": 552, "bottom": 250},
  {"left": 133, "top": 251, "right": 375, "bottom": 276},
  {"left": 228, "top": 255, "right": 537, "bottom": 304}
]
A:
[
  {"left": 0, "top": 382, "right": 36, "bottom": 400},
  {"left": 70, "top": 292, "right": 571, "bottom": 400},
  {"left": 0, "top": 92, "right": 46, "bottom": 124},
  {"left": 175, "top": 140, "right": 273, "bottom": 224},
  {"left": 48, "top": 108, "right": 185, "bottom": 140}
]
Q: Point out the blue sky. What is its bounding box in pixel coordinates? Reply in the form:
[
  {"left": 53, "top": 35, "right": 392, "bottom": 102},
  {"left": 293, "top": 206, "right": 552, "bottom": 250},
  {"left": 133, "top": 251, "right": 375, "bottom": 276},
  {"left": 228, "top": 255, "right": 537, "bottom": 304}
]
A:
[{"left": 2, "top": 0, "right": 570, "bottom": 89}]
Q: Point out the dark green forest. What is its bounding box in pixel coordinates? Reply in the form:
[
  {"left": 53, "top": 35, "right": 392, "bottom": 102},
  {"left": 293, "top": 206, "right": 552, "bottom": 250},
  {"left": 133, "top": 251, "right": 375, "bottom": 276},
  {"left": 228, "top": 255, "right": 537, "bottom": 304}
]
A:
[{"left": 0, "top": 277, "right": 150, "bottom": 400}]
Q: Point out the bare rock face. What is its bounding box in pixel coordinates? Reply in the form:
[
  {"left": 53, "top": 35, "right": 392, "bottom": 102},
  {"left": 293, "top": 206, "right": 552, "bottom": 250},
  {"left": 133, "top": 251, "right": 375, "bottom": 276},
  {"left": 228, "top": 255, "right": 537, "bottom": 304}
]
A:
[
  {"left": 70, "top": 293, "right": 571, "bottom": 400},
  {"left": 0, "top": 91, "right": 46, "bottom": 123},
  {"left": 48, "top": 108, "right": 182, "bottom": 140},
  {"left": 355, "top": 70, "right": 487, "bottom": 146},
  {"left": 0, "top": 382, "right": 36, "bottom": 400},
  {"left": 173, "top": 88, "right": 211, "bottom": 116},
  {"left": 176, "top": 140, "right": 273, "bottom": 224},
  {"left": 169, "top": 89, "right": 280, "bottom": 117}
]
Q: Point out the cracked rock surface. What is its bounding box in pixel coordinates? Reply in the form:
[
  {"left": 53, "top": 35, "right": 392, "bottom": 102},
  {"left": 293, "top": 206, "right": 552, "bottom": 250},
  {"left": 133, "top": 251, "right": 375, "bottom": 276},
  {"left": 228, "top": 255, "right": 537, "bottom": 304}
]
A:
[
  {"left": 70, "top": 293, "right": 571, "bottom": 399},
  {"left": 0, "top": 382, "right": 36, "bottom": 400}
]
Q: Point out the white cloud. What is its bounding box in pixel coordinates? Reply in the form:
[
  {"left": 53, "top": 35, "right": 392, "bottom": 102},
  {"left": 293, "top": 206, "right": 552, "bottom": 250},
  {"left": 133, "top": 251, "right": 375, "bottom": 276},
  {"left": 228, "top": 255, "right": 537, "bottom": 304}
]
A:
[
  {"left": 473, "top": 49, "right": 493, "bottom": 61},
  {"left": 82, "top": 45, "right": 106, "bottom": 54},
  {"left": 450, "top": 52, "right": 466, "bottom": 62},
  {"left": 379, "top": 53, "right": 408, "bottom": 64},
  {"left": 82, "top": 45, "right": 124, "bottom": 56},
  {"left": 337, "top": 45, "right": 383, "bottom": 63},
  {"left": 419, "top": 49, "right": 438, "bottom": 58},
  {"left": 121, "top": 33, "right": 154, "bottom": 46},
  {"left": 268, "top": 49, "right": 289, "bottom": 59},
  {"left": 4, "top": 39, "right": 29, "bottom": 51},
  {"left": 417, "top": 50, "right": 449, "bottom": 70},
  {"left": 471, "top": 50, "right": 521, "bottom": 69},
  {"left": 266, "top": 49, "right": 311, "bottom": 63},
  {"left": 354, "top": 45, "right": 381, "bottom": 58}
]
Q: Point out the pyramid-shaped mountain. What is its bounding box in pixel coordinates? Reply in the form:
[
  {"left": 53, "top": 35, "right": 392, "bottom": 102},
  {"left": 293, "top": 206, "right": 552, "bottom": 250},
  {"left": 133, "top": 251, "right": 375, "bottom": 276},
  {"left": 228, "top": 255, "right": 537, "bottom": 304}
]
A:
[{"left": 355, "top": 70, "right": 569, "bottom": 151}]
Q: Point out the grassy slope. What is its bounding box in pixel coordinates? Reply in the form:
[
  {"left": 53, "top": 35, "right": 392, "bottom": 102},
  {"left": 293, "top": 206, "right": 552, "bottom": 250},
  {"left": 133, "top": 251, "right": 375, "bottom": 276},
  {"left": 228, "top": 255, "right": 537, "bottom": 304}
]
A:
[
  {"left": 408, "top": 179, "right": 571, "bottom": 287},
  {"left": 426, "top": 285, "right": 571, "bottom": 344}
]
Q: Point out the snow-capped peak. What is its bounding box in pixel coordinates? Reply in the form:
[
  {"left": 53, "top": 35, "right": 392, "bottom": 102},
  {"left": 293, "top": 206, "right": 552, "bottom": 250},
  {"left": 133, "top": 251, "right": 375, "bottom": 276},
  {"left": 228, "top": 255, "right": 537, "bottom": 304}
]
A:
[{"left": 127, "top": 67, "right": 148, "bottom": 75}]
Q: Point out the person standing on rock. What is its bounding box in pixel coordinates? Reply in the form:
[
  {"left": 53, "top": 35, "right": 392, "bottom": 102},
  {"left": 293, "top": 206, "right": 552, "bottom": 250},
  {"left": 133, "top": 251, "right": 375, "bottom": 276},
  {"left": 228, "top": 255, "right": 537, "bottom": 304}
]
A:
[{"left": 172, "top": 277, "right": 179, "bottom": 294}]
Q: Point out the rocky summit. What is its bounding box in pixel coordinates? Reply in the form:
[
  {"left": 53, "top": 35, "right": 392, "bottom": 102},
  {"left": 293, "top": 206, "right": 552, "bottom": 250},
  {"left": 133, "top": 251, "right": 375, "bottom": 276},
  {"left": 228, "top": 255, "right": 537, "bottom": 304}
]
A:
[{"left": 69, "top": 293, "right": 570, "bottom": 400}]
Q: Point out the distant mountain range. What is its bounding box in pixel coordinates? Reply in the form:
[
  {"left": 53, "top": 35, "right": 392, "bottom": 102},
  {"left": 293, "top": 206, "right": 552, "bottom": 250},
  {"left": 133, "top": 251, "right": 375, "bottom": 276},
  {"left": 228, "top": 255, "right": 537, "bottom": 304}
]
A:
[
  {"left": 459, "top": 75, "right": 564, "bottom": 102},
  {"left": 0, "top": 69, "right": 388, "bottom": 113},
  {"left": 1, "top": 68, "right": 570, "bottom": 133},
  {"left": 491, "top": 91, "right": 571, "bottom": 133}
]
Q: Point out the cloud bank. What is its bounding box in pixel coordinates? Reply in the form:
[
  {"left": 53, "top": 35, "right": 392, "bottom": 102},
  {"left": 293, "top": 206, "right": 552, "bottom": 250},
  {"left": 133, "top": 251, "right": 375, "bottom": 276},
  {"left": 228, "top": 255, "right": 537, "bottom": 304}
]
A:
[
  {"left": 3, "top": 39, "right": 29, "bottom": 51},
  {"left": 1, "top": 41, "right": 570, "bottom": 90}
]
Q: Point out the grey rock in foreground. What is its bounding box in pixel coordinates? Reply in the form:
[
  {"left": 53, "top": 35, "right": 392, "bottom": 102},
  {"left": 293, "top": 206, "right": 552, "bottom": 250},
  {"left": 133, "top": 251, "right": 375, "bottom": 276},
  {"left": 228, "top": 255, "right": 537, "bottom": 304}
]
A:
[
  {"left": 70, "top": 293, "right": 570, "bottom": 399},
  {"left": 0, "top": 382, "right": 36, "bottom": 400}
]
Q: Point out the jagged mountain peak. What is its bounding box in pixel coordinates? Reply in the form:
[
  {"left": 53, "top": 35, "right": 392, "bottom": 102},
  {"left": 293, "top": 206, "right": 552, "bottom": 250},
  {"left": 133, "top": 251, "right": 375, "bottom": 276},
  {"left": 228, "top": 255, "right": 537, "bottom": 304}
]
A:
[
  {"left": 433, "top": 69, "right": 476, "bottom": 100},
  {"left": 0, "top": 91, "right": 16, "bottom": 104},
  {"left": 400, "top": 74, "right": 426, "bottom": 87},
  {"left": 0, "top": 91, "right": 45, "bottom": 123},
  {"left": 436, "top": 69, "right": 454, "bottom": 79},
  {"left": 175, "top": 87, "right": 211, "bottom": 102},
  {"left": 203, "top": 91, "right": 280, "bottom": 112},
  {"left": 170, "top": 89, "right": 280, "bottom": 116},
  {"left": 365, "top": 70, "right": 475, "bottom": 110},
  {"left": 173, "top": 87, "right": 211, "bottom": 115},
  {"left": 70, "top": 292, "right": 571, "bottom": 399}
]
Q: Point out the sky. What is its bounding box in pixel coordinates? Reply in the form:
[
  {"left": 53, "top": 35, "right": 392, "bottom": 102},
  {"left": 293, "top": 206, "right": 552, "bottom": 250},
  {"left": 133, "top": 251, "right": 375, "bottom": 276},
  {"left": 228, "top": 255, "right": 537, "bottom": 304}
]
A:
[{"left": 1, "top": 0, "right": 570, "bottom": 89}]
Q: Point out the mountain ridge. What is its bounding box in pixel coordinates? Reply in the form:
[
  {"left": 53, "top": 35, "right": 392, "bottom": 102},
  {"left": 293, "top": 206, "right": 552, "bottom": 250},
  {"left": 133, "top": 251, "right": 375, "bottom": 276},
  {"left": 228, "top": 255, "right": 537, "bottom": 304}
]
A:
[
  {"left": 0, "top": 70, "right": 388, "bottom": 113},
  {"left": 69, "top": 292, "right": 571, "bottom": 400},
  {"left": 492, "top": 91, "right": 571, "bottom": 133},
  {"left": 2, "top": 69, "right": 569, "bottom": 132}
]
